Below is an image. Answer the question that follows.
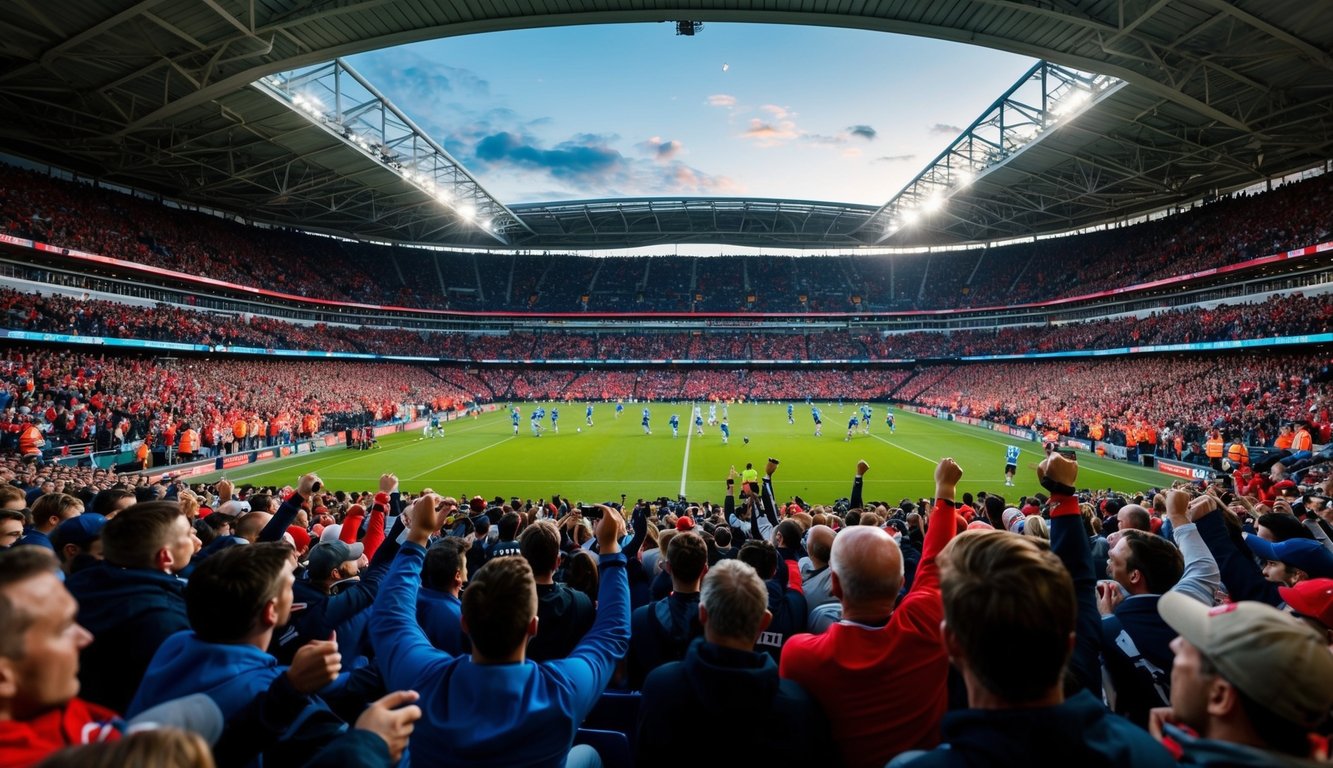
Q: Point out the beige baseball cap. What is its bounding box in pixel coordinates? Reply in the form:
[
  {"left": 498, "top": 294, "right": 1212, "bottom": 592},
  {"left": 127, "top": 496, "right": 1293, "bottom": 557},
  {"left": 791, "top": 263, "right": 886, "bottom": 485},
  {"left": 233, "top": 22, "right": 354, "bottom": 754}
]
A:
[{"left": 1158, "top": 591, "right": 1333, "bottom": 729}]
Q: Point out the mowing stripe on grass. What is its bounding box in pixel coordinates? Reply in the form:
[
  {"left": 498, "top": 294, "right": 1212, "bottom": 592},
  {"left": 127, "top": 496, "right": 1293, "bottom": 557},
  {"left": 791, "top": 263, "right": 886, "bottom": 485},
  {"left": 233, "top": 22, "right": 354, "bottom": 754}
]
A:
[
  {"left": 900, "top": 410, "right": 1163, "bottom": 486},
  {"left": 869, "top": 433, "right": 942, "bottom": 467},
  {"left": 406, "top": 436, "right": 516, "bottom": 481},
  {"left": 679, "top": 404, "right": 695, "bottom": 497}
]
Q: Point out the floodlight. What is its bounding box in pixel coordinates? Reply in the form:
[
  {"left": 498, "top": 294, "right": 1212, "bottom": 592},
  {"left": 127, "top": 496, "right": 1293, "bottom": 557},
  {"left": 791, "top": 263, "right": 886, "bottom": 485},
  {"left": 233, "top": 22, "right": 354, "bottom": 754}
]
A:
[
  {"left": 458, "top": 203, "right": 476, "bottom": 220},
  {"left": 922, "top": 194, "right": 945, "bottom": 214},
  {"left": 902, "top": 209, "right": 921, "bottom": 225}
]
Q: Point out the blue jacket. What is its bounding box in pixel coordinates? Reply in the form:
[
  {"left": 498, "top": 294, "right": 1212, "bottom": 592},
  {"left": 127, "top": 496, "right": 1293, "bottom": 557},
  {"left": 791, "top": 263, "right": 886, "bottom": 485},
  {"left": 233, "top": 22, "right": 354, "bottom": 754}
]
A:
[
  {"left": 417, "top": 587, "right": 468, "bottom": 655},
  {"left": 372, "top": 542, "right": 630, "bottom": 767},
  {"left": 1101, "top": 594, "right": 1174, "bottom": 727},
  {"left": 66, "top": 562, "right": 189, "bottom": 713}
]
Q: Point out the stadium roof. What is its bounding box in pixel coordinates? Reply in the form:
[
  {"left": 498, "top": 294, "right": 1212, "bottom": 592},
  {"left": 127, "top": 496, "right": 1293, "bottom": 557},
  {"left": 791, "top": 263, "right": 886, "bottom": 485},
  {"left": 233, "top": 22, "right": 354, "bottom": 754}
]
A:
[{"left": 0, "top": 1, "right": 1329, "bottom": 251}]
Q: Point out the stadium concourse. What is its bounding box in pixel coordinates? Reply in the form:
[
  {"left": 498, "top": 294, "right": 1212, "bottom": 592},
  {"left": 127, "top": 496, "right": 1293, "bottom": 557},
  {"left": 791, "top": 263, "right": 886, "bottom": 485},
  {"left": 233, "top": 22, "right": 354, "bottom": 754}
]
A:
[{"left": 1, "top": 79, "right": 1333, "bottom": 768}]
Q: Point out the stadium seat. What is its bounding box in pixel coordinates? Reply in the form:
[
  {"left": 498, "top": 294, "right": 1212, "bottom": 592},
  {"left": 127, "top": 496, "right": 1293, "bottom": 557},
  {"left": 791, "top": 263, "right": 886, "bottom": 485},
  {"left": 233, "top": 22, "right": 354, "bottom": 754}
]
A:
[
  {"left": 581, "top": 690, "right": 641, "bottom": 743},
  {"left": 574, "top": 728, "right": 632, "bottom": 768}
]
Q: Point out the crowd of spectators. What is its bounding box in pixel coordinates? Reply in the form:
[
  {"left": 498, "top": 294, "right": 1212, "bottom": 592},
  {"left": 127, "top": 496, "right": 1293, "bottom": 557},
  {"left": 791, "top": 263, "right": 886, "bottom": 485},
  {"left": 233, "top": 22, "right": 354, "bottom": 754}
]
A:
[
  {"left": 3, "top": 163, "right": 1330, "bottom": 314},
  {"left": 1, "top": 340, "right": 1326, "bottom": 462},
  {"left": 905, "top": 353, "right": 1332, "bottom": 450},
  {"left": 3, "top": 285, "right": 1330, "bottom": 364},
  {"left": 0, "top": 347, "right": 478, "bottom": 460},
  {"left": 4, "top": 433, "right": 1333, "bottom": 767}
]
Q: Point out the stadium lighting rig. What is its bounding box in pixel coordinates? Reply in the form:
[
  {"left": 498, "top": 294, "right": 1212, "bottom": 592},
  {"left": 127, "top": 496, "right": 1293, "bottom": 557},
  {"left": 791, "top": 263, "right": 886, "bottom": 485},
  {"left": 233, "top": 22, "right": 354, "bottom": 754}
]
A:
[
  {"left": 859, "top": 61, "right": 1121, "bottom": 242},
  {"left": 255, "top": 60, "right": 531, "bottom": 245}
]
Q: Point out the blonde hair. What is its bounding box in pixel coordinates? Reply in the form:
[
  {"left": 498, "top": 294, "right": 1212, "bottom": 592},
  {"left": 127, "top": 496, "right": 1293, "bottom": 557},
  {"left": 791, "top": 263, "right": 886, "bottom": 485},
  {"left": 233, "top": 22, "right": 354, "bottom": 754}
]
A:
[{"left": 1022, "top": 515, "right": 1049, "bottom": 540}]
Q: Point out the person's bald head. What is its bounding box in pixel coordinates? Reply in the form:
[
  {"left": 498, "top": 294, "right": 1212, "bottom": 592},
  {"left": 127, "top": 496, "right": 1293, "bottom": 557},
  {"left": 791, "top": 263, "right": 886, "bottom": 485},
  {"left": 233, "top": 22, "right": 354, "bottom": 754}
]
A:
[
  {"left": 234, "top": 512, "right": 272, "bottom": 543},
  {"left": 806, "top": 525, "right": 835, "bottom": 568},
  {"left": 1117, "top": 504, "right": 1150, "bottom": 532},
  {"left": 830, "top": 526, "right": 904, "bottom": 621}
]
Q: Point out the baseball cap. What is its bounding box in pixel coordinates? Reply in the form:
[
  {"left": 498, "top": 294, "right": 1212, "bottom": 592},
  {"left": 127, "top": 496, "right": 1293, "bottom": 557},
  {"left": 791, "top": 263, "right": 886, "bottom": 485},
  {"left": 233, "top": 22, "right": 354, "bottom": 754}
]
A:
[
  {"left": 1280, "top": 578, "right": 1333, "bottom": 629},
  {"left": 307, "top": 540, "right": 364, "bottom": 577},
  {"left": 1244, "top": 536, "right": 1333, "bottom": 579},
  {"left": 1158, "top": 591, "right": 1333, "bottom": 729},
  {"left": 52, "top": 513, "right": 107, "bottom": 549},
  {"left": 319, "top": 523, "right": 343, "bottom": 543},
  {"left": 675, "top": 516, "right": 696, "bottom": 532},
  {"left": 217, "top": 499, "right": 250, "bottom": 517},
  {"left": 1002, "top": 508, "right": 1024, "bottom": 533}
]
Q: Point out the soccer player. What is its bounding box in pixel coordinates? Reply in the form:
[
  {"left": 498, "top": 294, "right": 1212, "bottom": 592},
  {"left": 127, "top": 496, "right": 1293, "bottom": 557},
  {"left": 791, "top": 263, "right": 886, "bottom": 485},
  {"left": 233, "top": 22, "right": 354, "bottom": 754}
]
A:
[
  {"left": 585, "top": 403, "right": 594, "bottom": 426},
  {"left": 720, "top": 418, "right": 730, "bottom": 445},
  {"left": 845, "top": 414, "right": 859, "bottom": 442},
  {"left": 669, "top": 413, "right": 680, "bottom": 438},
  {"left": 885, "top": 409, "right": 896, "bottom": 434},
  {"left": 550, "top": 407, "right": 559, "bottom": 433},
  {"left": 694, "top": 411, "right": 705, "bottom": 436},
  {"left": 860, "top": 404, "right": 872, "bottom": 434},
  {"left": 1004, "top": 444, "right": 1021, "bottom": 486},
  {"left": 811, "top": 406, "right": 823, "bottom": 437},
  {"left": 641, "top": 407, "right": 652, "bottom": 435},
  {"left": 722, "top": 403, "right": 729, "bottom": 421},
  {"left": 787, "top": 403, "right": 794, "bottom": 424},
  {"left": 511, "top": 407, "right": 520, "bottom": 436},
  {"left": 615, "top": 402, "right": 624, "bottom": 419},
  {"left": 708, "top": 403, "right": 718, "bottom": 426},
  {"left": 530, "top": 411, "right": 543, "bottom": 438}
]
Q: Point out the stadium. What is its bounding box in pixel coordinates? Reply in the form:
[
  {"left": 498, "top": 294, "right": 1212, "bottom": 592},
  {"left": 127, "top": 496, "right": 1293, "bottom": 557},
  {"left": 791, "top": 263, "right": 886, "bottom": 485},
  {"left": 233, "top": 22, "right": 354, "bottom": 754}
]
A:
[{"left": 0, "top": 2, "right": 1330, "bottom": 767}]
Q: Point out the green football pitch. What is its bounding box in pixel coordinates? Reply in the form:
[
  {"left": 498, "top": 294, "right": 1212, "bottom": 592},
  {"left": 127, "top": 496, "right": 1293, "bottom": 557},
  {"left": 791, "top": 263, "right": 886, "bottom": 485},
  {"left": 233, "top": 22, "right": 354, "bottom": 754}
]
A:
[{"left": 192, "top": 404, "right": 1170, "bottom": 506}]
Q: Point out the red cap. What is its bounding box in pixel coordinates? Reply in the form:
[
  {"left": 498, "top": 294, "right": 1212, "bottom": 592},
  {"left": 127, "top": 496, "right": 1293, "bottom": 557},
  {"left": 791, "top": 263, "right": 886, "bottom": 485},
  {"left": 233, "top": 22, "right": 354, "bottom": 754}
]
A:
[
  {"left": 286, "top": 526, "right": 311, "bottom": 552},
  {"left": 675, "top": 516, "right": 696, "bottom": 532},
  {"left": 1279, "top": 578, "right": 1333, "bottom": 629}
]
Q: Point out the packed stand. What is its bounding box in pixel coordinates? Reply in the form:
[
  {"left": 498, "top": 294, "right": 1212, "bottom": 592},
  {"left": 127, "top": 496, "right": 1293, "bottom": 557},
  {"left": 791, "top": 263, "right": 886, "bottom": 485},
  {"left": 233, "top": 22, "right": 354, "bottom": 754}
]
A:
[{"left": 5, "top": 429, "right": 1333, "bottom": 768}]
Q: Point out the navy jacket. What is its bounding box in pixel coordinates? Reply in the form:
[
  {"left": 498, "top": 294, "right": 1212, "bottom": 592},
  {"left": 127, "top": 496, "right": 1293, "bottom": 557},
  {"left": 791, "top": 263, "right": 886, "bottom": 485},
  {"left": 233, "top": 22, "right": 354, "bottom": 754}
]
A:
[
  {"left": 637, "top": 639, "right": 834, "bottom": 768},
  {"left": 1101, "top": 594, "right": 1174, "bottom": 727},
  {"left": 891, "top": 689, "right": 1175, "bottom": 768},
  {"left": 66, "top": 562, "right": 189, "bottom": 713},
  {"left": 528, "top": 582, "right": 596, "bottom": 662},
  {"left": 628, "top": 592, "right": 703, "bottom": 688}
]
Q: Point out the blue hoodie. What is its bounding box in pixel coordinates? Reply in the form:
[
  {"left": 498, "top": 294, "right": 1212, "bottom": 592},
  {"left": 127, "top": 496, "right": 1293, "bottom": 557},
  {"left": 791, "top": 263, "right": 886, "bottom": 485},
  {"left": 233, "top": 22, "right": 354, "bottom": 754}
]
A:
[
  {"left": 65, "top": 562, "right": 189, "bottom": 714},
  {"left": 127, "top": 631, "right": 284, "bottom": 720}
]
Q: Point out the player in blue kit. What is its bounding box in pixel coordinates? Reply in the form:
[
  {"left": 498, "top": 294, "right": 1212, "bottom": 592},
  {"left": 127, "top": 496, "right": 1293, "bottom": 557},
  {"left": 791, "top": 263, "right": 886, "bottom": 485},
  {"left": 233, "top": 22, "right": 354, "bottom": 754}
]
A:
[
  {"left": 787, "top": 403, "right": 794, "bottom": 424},
  {"left": 585, "top": 403, "right": 594, "bottom": 426},
  {"left": 511, "top": 407, "right": 520, "bottom": 435},
  {"left": 694, "top": 411, "right": 704, "bottom": 436},
  {"left": 641, "top": 407, "right": 652, "bottom": 435},
  {"left": 708, "top": 402, "right": 718, "bottom": 426},
  {"left": 860, "top": 404, "right": 872, "bottom": 434},
  {"left": 811, "top": 406, "right": 823, "bottom": 437},
  {"left": 550, "top": 407, "right": 559, "bottom": 433},
  {"left": 1005, "top": 444, "right": 1021, "bottom": 486},
  {"left": 669, "top": 413, "right": 680, "bottom": 438},
  {"left": 616, "top": 401, "right": 624, "bottom": 419},
  {"left": 720, "top": 418, "right": 730, "bottom": 445},
  {"left": 845, "top": 414, "right": 859, "bottom": 441},
  {"left": 530, "top": 411, "right": 543, "bottom": 437}
]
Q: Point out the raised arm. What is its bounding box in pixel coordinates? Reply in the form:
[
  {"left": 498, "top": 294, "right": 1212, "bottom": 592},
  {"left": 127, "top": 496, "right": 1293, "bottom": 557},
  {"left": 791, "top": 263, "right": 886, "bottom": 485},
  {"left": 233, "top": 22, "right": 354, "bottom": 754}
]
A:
[
  {"left": 371, "top": 494, "right": 453, "bottom": 693},
  {"left": 555, "top": 504, "right": 632, "bottom": 720},
  {"left": 260, "top": 473, "right": 319, "bottom": 542},
  {"left": 1167, "top": 491, "right": 1220, "bottom": 606},
  {"left": 1191, "top": 494, "right": 1281, "bottom": 607},
  {"left": 1040, "top": 453, "right": 1101, "bottom": 698}
]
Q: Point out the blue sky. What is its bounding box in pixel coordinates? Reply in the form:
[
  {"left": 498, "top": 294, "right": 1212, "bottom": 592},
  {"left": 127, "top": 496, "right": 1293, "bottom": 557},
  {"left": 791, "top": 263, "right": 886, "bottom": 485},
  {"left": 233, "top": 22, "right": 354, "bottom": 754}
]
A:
[{"left": 348, "top": 23, "right": 1036, "bottom": 207}]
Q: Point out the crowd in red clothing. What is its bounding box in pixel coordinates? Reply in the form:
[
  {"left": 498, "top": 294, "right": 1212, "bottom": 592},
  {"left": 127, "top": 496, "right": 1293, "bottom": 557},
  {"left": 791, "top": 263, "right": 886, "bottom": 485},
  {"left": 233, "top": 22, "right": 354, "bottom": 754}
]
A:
[
  {"left": 905, "top": 353, "right": 1332, "bottom": 448},
  {"left": 4, "top": 286, "right": 1330, "bottom": 363},
  {"left": 3, "top": 162, "right": 1330, "bottom": 313},
  {"left": 0, "top": 348, "right": 479, "bottom": 457}
]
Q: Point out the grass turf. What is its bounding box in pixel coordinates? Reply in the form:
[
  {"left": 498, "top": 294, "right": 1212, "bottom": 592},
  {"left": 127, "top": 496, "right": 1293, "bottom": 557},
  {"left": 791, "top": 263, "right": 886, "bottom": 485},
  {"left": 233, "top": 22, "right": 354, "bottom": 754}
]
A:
[{"left": 192, "top": 404, "right": 1170, "bottom": 507}]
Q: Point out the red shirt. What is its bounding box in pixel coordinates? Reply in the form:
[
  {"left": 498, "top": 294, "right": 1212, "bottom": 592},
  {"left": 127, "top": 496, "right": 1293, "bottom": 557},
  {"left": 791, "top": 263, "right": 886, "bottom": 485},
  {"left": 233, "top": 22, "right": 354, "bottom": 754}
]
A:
[
  {"left": 780, "top": 499, "right": 958, "bottom": 768},
  {"left": 0, "top": 698, "right": 120, "bottom": 767}
]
